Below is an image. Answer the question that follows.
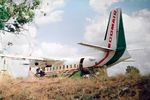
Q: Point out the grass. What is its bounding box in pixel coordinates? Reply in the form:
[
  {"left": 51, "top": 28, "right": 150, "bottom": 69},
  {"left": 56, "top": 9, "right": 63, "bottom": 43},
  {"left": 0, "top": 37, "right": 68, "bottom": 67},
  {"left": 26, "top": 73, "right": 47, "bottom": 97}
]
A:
[{"left": 0, "top": 73, "right": 150, "bottom": 100}]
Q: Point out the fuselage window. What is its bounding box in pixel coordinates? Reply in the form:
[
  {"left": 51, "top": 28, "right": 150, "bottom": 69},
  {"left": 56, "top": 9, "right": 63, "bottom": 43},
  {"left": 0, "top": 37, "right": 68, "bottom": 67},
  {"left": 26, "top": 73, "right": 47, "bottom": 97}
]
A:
[
  {"left": 45, "top": 67, "right": 47, "bottom": 71},
  {"left": 59, "top": 66, "right": 61, "bottom": 70},
  {"left": 46, "top": 67, "right": 48, "bottom": 71},
  {"left": 74, "top": 64, "right": 76, "bottom": 68},
  {"left": 56, "top": 66, "right": 58, "bottom": 70},
  {"left": 45, "top": 68, "right": 47, "bottom": 71},
  {"left": 53, "top": 67, "right": 55, "bottom": 71},
  {"left": 66, "top": 65, "right": 68, "bottom": 69},
  {"left": 70, "top": 65, "right": 72, "bottom": 68},
  {"left": 63, "top": 65, "right": 65, "bottom": 69}
]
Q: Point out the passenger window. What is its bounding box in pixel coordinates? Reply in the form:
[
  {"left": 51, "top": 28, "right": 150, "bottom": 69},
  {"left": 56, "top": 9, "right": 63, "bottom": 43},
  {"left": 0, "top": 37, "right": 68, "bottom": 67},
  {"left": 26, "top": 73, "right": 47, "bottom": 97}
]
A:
[
  {"left": 74, "top": 64, "right": 76, "bottom": 68},
  {"left": 55, "top": 66, "right": 58, "bottom": 70},
  {"left": 45, "top": 68, "right": 47, "bottom": 71},
  {"left": 63, "top": 65, "right": 65, "bottom": 69},
  {"left": 66, "top": 65, "right": 68, "bottom": 69},
  {"left": 70, "top": 65, "right": 72, "bottom": 68}
]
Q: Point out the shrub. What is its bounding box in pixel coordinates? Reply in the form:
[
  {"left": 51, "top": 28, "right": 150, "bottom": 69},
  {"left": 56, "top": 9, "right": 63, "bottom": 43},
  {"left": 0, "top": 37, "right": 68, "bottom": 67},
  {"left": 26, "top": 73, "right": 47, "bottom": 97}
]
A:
[{"left": 126, "top": 66, "right": 140, "bottom": 78}]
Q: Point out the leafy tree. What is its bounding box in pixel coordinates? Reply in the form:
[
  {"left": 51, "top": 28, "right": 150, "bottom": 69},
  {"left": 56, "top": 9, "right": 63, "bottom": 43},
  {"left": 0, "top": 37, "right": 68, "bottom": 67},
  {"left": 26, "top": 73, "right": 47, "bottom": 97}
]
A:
[
  {"left": 126, "top": 66, "right": 140, "bottom": 78},
  {"left": 0, "top": 0, "right": 41, "bottom": 34}
]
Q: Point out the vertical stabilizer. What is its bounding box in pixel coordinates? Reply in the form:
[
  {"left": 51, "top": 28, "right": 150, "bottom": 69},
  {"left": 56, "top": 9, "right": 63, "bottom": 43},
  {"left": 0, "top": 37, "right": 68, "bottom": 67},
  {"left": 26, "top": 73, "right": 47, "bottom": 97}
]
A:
[
  {"left": 105, "top": 8, "right": 131, "bottom": 66},
  {"left": 79, "top": 8, "right": 131, "bottom": 67},
  {"left": 104, "top": 8, "right": 127, "bottom": 50}
]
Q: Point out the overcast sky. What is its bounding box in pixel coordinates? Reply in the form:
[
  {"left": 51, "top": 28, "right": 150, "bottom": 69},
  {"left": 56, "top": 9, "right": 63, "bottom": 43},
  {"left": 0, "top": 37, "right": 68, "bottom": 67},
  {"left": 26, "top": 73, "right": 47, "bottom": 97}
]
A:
[{"left": 0, "top": 0, "right": 150, "bottom": 77}]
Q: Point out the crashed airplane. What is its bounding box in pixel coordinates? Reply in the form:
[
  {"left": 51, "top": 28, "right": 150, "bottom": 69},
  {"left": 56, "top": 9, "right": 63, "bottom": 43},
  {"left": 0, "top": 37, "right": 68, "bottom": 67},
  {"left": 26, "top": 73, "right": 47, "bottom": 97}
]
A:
[{"left": 0, "top": 8, "right": 131, "bottom": 77}]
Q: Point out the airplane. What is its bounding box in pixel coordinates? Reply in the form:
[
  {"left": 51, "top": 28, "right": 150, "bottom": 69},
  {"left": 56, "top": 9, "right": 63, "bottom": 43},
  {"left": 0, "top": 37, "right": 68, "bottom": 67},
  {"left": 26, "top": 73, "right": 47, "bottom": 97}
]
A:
[
  {"left": 0, "top": 8, "right": 131, "bottom": 78},
  {"left": 42, "top": 8, "right": 131, "bottom": 77}
]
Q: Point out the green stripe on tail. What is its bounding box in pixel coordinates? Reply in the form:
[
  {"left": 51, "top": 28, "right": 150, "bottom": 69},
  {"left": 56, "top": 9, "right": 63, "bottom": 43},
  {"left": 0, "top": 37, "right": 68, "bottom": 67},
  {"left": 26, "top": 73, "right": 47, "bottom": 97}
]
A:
[{"left": 106, "top": 9, "right": 126, "bottom": 66}]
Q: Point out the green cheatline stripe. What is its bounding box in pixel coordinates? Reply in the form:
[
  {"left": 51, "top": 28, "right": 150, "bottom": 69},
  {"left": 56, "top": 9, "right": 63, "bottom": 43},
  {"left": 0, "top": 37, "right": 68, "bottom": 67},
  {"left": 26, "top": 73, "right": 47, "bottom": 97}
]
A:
[{"left": 106, "top": 10, "right": 126, "bottom": 66}]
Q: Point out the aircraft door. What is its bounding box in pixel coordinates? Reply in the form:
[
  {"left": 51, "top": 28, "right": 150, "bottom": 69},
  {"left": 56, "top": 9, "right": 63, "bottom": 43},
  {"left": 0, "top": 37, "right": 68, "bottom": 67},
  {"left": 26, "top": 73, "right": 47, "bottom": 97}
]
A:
[{"left": 79, "top": 58, "right": 84, "bottom": 71}]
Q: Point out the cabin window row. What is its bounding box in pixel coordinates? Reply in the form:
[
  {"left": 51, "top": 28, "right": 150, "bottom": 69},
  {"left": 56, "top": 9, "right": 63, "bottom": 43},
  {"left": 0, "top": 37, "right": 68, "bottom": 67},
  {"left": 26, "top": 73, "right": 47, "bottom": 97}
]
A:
[{"left": 45, "top": 64, "right": 79, "bottom": 71}]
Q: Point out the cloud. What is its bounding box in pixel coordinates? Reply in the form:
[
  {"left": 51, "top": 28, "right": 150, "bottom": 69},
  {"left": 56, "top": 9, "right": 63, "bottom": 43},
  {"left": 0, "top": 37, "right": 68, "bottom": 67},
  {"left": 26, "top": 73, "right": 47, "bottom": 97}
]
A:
[
  {"left": 0, "top": 23, "right": 80, "bottom": 77},
  {"left": 1, "top": 0, "right": 66, "bottom": 55},
  {"left": 33, "top": 42, "right": 79, "bottom": 58},
  {"left": 84, "top": 9, "right": 150, "bottom": 47},
  {"left": 123, "top": 9, "right": 150, "bottom": 49},
  {"left": 84, "top": 16, "right": 108, "bottom": 44},
  {"left": 34, "top": 0, "right": 65, "bottom": 25},
  {"left": 13, "top": 0, "right": 65, "bottom": 25},
  {"left": 0, "top": 24, "right": 38, "bottom": 77},
  {"left": 0, "top": 24, "right": 37, "bottom": 55},
  {"left": 89, "top": 0, "right": 122, "bottom": 13},
  {"left": 0, "top": 0, "right": 67, "bottom": 77}
]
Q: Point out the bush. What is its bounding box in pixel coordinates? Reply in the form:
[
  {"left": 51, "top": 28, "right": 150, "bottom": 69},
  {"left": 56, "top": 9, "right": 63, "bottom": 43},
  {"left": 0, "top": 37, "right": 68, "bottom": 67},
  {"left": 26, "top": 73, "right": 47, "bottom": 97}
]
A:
[{"left": 126, "top": 66, "right": 140, "bottom": 78}]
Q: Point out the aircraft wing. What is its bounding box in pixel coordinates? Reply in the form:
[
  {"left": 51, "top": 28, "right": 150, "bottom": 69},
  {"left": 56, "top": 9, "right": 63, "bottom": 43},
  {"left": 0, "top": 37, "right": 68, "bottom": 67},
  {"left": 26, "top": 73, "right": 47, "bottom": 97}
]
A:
[
  {"left": 0, "top": 53, "right": 44, "bottom": 60},
  {"left": 43, "top": 59, "right": 65, "bottom": 65},
  {"left": 0, "top": 53, "right": 64, "bottom": 64}
]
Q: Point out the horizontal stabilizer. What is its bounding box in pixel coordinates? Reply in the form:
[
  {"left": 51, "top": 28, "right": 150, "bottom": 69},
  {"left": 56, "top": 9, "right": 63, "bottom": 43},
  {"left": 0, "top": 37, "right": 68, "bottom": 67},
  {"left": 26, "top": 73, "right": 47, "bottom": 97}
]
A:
[
  {"left": 78, "top": 43, "right": 115, "bottom": 51},
  {"left": 123, "top": 59, "right": 135, "bottom": 62},
  {"left": 128, "top": 48, "right": 144, "bottom": 51}
]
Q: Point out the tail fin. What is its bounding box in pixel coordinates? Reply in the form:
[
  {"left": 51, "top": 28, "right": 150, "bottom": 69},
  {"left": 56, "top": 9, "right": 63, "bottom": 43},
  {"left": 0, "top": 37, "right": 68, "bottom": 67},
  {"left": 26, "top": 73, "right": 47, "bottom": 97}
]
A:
[
  {"left": 105, "top": 8, "right": 131, "bottom": 65},
  {"left": 79, "top": 8, "right": 131, "bottom": 66},
  {"left": 105, "top": 8, "right": 126, "bottom": 50},
  {"left": 79, "top": 8, "right": 126, "bottom": 51}
]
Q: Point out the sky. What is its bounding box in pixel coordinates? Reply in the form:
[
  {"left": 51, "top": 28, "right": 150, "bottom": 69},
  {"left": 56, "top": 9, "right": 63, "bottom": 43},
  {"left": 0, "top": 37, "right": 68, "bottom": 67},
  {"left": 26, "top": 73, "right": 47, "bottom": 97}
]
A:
[{"left": 0, "top": 0, "right": 150, "bottom": 77}]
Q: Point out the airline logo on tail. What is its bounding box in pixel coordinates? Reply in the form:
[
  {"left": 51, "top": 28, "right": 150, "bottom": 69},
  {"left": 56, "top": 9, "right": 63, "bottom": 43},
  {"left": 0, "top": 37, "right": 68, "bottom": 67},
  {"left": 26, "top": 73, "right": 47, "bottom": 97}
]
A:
[{"left": 108, "top": 10, "right": 117, "bottom": 48}]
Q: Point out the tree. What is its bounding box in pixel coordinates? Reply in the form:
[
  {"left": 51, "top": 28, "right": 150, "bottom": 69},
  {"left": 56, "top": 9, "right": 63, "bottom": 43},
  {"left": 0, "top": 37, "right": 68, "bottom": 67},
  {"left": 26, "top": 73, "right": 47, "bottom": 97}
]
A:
[
  {"left": 0, "top": 0, "right": 41, "bottom": 34},
  {"left": 126, "top": 66, "right": 140, "bottom": 78}
]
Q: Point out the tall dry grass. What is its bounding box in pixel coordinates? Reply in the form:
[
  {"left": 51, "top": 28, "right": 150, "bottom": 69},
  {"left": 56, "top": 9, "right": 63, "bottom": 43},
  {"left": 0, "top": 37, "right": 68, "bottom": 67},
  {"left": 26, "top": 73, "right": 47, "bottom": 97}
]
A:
[{"left": 0, "top": 72, "right": 150, "bottom": 100}]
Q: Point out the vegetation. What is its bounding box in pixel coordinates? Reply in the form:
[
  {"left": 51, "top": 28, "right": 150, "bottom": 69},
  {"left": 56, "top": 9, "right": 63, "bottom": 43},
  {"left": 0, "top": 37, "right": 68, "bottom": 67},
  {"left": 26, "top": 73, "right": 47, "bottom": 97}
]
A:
[
  {"left": 126, "top": 66, "right": 140, "bottom": 79},
  {"left": 0, "top": 67, "right": 150, "bottom": 100},
  {"left": 0, "top": 0, "right": 41, "bottom": 34}
]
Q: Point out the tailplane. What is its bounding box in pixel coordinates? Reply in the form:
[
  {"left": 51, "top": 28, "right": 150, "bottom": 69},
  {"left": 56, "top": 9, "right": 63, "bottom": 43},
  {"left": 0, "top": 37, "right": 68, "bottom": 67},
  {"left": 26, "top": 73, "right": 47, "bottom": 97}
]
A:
[
  {"left": 78, "top": 42, "right": 114, "bottom": 51},
  {"left": 79, "top": 8, "right": 131, "bottom": 66}
]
